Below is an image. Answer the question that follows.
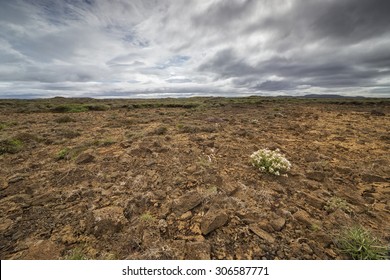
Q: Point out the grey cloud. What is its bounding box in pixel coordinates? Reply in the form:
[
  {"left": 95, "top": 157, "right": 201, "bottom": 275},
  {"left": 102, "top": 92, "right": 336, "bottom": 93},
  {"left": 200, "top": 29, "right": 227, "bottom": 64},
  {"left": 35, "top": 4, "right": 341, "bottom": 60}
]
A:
[
  {"left": 0, "top": 0, "right": 389, "bottom": 98},
  {"left": 198, "top": 49, "right": 256, "bottom": 78},
  {"left": 166, "top": 78, "right": 192, "bottom": 83},
  {"left": 311, "top": 0, "right": 390, "bottom": 44},
  {"left": 253, "top": 80, "right": 295, "bottom": 91},
  {"left": 191, "top": 0, "right": 256, "bottom": 28}
]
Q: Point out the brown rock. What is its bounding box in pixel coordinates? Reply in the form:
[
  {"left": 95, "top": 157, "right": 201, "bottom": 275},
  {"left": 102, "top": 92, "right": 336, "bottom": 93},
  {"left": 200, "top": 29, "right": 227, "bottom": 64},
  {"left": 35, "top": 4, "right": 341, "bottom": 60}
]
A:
[
  {"left": 200, "top": 211, "right": 228, "bottom": 235},
  {"left": 306, "top": 171, "right": 326, "bottom": 182},
  {"left": 270, "top": 216, "right": 286, "bottom": 231},
  {"left": 88, "top": 206, "right": 127, "bottom": 237},
  {"left": 361, "top": 173, "right": 387, "bottom": 183},
  {"left": 173, "top": 191, "right": 203, "bottom": 215},
  {"left": 75, "top": 153, "right": 95, "bottom": 164},
  {"left": 304, "top": 193, "right": 325, "bottom": 209},
  {"left": 185, "top": 241, "right": 211, "bottom": 260},
  {"left": 257, "top": 220, "right": 275, "bottom": 233},
  {"left": 221, "top": 183, "right": 239, "bottom": 196},
  {"left": 24, "top": 240, "right": 63, "bottom": 260},
  {"left": 0, "top": 218, "right": 13, "bottom": 232},
  {"left": 249, "top": 224, "right": 275, "bottom": 243},
  {"left": 236, "top": 211, "right": 264, "bottom": 224},
  {"left": 293, "top": 210, "right": 321, "bottom": 228},
  {"left": 8, "top": 174, "right": 25, "bottom": 184},
  {"left": 180, "top": 211, "right": 192, "bottom": 220}
]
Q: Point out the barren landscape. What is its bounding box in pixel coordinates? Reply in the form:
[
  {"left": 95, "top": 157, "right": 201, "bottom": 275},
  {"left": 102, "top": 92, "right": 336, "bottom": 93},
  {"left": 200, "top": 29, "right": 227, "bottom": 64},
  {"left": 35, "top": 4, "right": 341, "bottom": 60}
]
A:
[{"left": 0, "top": 97, "right": 389, "bottom": 260}]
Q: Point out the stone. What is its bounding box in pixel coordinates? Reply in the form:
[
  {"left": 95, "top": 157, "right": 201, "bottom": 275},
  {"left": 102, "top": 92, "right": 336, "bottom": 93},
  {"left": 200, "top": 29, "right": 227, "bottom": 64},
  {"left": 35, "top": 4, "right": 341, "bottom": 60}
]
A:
[
  {"left": 173, "top": 191, "right": 203, "bottom": 215},
  {"left": 0, "top": 218, "right": 13, "bottom": 232},
  {"left": 236, "top": 211, "right": 264, "bottom": 224},
  {"left": 221, "top": 183, "right": 239, "bottom": 196},
  {"left": 23, "top": 240, "right": 64, "bottom": 260},
  {"left": 361, "top": 173, "right": 387, "bottom": 183},
  {"left": 303, "top": 193, "right": 325, "bottom": 209},
  {"left": 8, "top": 174, "right": 25, "bottom": 184},
  {"left": 75, "top": 153, "right": 95, "bottom": 164},
  {"left": 180, "top": 211, "right": 192, "bottom": 220},
  {"left": 185, "top": 241, "right": 211, "bottom": 260},
  {"left": 249, "top": 224, "right": 275, "bottom": 243},
  {"left": 293, "top": 210, "right": 321, "bottom": 228},
  {"left": 200, "top": 210, "right": 228, "bottom": 235},
  {"left": 306, "top": 171, "right": 325, "bottom": 182},
  {"left": 270, "top": 216, "right": 286, "bottom": 231},
  {"left": 88, "top": 206, "right": 127, "bottom": 237}
]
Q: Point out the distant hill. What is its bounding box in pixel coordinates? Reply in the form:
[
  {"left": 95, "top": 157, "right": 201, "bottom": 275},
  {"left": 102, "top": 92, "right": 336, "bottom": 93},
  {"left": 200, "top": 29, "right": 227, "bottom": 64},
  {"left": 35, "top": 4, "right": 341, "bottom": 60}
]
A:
[{"left": 301, "top": 94, "right": 365, "bottom": 98}]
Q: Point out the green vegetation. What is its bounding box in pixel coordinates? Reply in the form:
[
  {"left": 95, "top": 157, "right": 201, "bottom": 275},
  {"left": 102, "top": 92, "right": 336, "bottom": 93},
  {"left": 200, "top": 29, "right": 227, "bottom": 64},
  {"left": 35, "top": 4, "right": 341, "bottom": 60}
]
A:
[
  {"left": 56, "top": 138, "right": 116, "bottom": 161},
  {"left": 336, "top": 226, "right": 388, "bottom": 260},
  {"left": 1, "top": 96, "right": 388, "bottom": 115},
  {"left": 65, "top": 247, "right": 88, "bottom": 260},
  {"left": 58, "top": 129, "right": 81, "bottom": 139},
  {"left": 0, "top": 139, "right": 23, "bottom": 154},
  {"left": 84, "top": 104, "right": 110, "bottom": 111},
  {"left": 57, "top": 148, "right": 70, "bottom": 160},
  {"left": 51, "top": 103, "right": 110, "bottom": 113},
  {"left": 140, "top": 212, "right": 156, "bottom": 223},
  {"left": 151, "top": 126, "right": 168, "bottom": 135},
  {"left": 129, "top": 102, "right": 200, "bottom": 109},
  {"left": 324, "top": 197, "right": 353, "bottom": 214},
  {"left": 54, "top": 115, "right": 75, "bottom": 123},
  {"left": 51, "top": 104, "right": 89, "bottom": 113},
  {"left": 0, "top": 121, "right": 17, "bottom": 130}
]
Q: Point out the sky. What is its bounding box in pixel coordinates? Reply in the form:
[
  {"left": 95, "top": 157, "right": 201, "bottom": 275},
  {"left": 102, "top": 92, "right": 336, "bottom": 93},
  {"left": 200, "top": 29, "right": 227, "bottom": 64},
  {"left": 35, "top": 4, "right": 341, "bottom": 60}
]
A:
[{"left": 0, "top": 0, "right": 390, "bottom": 99}]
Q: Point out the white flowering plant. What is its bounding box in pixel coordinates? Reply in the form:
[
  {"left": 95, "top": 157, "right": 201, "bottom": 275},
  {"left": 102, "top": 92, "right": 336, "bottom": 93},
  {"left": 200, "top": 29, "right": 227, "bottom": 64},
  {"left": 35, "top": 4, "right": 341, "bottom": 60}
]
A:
[{"left": 250, "top": 148, "right": 291, "bottom": 176}]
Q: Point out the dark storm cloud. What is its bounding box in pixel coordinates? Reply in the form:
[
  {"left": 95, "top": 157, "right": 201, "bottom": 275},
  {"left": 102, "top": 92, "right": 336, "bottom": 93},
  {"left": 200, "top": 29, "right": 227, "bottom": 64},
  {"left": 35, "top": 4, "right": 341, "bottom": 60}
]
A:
[
  {"left": 191, "top": 0, "right": 256, "bottom": 27},
  {"left": 0, "top": 0, "right": 389, "bottom": 98},
  {"left": 253, "top": 80, "right": 295, "bottom": 91},
  {"left": 194, "top": 0, "right": 390, "bottom": 93},
  {"left": 198, "top": 49, "right": 256, "bottom": 78},
  {"left": 311, "top": 0, "right": 390, "bottom": 43}
]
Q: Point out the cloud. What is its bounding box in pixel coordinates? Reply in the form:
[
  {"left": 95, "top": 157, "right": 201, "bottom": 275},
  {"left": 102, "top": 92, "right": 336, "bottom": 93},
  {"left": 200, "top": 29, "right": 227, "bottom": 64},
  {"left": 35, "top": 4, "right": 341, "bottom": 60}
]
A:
[{"left": 0, "top": 0, "right": 389, "bottom": 98}]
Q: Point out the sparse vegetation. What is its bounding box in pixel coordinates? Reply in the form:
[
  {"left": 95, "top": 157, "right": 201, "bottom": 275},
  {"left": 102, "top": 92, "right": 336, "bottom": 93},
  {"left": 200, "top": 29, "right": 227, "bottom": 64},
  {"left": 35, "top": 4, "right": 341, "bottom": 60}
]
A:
[
  {"left": 250, "top": 148, "right": 291, "bottom": 176},
  {"left": 96, "top": 138, "right": 116, "bottom": 147},
  {"left": 0, "top": 139, "right": 23, "bottom": 154},
  {"left": 84, "top": 104, "right": 110, "bottom": 111},
  {"left": 177, "top": 124, "right": 217, "bottom": 134},
  {"left": 51, "top": 104, "right": 89, "bottom": 113},
  {"left": 57, "top": 148, "right": 70, "bottom": 160},
  {"left": 178, "top": 124, "right": 199, "bottom": 133},
  {"left": 325, "top": 197, "right": 353, "bottom": 214},
  {"left": 140, "top": 212, "right": 156, "bottom": 223},
  {"left": 65, "top": 247, "right": 88, "bottom": 260},
  {"left": 58, "top": 129, "right": 81, "bottom": 139},
  {"left": 151, "top": 126, "right": 168, "bottom": 135},
  {"left": 54, "top": 115, "right": 75, "bottom": 123},
  {"left": 336, "top": 226, "right": 388, "bottom": 260},
  {"left": 0, "top": 122, "right": 17, "bottom": 131}
]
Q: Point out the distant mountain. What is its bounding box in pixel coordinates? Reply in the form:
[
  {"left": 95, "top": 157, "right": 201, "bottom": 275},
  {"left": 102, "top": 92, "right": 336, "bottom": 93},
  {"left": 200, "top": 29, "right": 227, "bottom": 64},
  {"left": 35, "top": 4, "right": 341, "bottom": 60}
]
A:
[{"left": 302, "top": 94, "right": 365, "bottom": 98}]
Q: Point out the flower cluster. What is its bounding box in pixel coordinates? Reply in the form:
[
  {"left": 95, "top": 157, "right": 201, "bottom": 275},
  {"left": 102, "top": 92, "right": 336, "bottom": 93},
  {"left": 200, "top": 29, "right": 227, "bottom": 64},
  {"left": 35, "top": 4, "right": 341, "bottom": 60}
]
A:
[{"left": 250, "top": 148, "right": 291, "bottom": 176}]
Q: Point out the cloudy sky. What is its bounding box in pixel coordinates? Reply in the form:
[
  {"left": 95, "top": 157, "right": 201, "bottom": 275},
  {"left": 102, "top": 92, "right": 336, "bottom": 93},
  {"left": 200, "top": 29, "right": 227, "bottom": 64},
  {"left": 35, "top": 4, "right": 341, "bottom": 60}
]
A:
[{"left": 1, "top": 0, "right": 390, "bottom": 98}]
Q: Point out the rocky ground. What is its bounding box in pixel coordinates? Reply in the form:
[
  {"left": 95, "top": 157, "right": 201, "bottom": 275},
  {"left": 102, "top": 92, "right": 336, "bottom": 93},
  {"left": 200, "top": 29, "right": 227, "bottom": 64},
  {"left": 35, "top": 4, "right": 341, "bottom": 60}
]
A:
[{"left": 0, "top": 97, "right": 389, "bottom": 260}]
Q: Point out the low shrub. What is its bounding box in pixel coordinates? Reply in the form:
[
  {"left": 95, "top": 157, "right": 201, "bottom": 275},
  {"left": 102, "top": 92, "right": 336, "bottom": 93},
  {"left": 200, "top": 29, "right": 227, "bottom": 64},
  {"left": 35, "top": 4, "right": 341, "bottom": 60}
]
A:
[
  {"left": 250, "top": 148, "right": 291, "bottom": 176},
  {"left": 336, "top": 226, "right": 388, "bottom": 260},
  {"left": 0, "top": 139, "right": 23, "bottom": 154}
]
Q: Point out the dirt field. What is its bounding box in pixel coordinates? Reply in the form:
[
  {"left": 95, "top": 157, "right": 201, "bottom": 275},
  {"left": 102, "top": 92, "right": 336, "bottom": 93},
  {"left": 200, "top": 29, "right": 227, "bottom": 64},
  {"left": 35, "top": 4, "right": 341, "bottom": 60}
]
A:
[{"left": 0, "top": 97, "right": 389, "bottom": 260}]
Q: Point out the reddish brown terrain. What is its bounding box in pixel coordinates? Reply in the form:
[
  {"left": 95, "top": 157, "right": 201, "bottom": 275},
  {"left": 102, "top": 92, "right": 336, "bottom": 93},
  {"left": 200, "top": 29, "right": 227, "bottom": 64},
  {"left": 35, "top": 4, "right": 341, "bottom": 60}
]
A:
[{"left": 0, "top": 97, "right": 389, "bottom": 260}]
